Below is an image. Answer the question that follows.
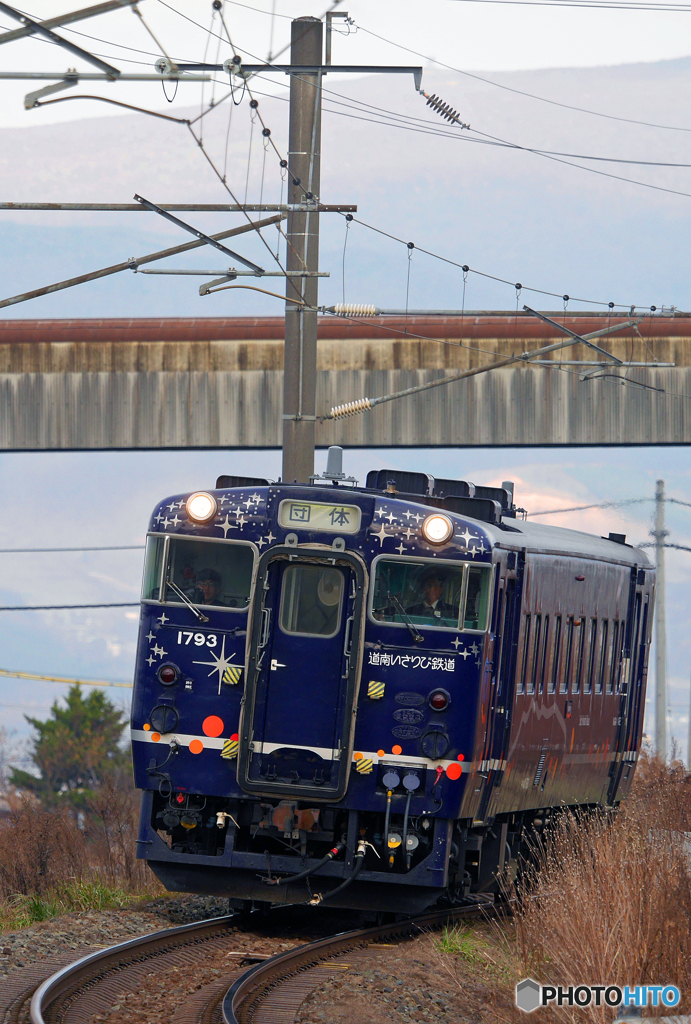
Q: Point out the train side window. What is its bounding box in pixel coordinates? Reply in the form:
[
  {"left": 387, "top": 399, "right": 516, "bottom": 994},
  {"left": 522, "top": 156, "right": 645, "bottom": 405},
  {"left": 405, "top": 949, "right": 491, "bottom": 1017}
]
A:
[
  {"left": 465, "top": 567, "right": 492, "bottom": 630},
  {"left": 518, "top": 614, "right": 531, "bottom": 695},
  {"left": 528, "top": 614, "right": 541, "bottom": 695},
  {"left": 584, "top": 619, "right": 597, "bottom": 694},
  {"left": 572, "top": 620, "right": 585, "bottom": 694},
  {"left": 279, "top": 564, "right": 344, "bottom": 637},
  {"left": 539, "top": 615, "right": 549, "bottom": 694},
  {"left": 142, "top": 535, "right": 165, "bottom": 600},
  {"left": 561, "top": 617, "right": 574, "bottom": 694},
  {"left": 596, "top": 620, "right": 608, "bottom": 694},
  {"left": 607, "top": 621, "right": 619, "bottom": 694},
  {"left": 159, "top": 537, "right": 254, "bottom": 610},
  {"left": 548, "top": 615, "right": 562, "bottom": 694},
  {"left": 615, "top": 620, "right": 626, "bottom": 693}
]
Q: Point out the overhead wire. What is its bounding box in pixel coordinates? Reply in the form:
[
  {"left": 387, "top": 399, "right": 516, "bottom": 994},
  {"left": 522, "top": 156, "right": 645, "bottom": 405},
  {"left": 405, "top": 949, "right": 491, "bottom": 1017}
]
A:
[{"left": 355, "top": 22, "right": 691, "bottom": 134}]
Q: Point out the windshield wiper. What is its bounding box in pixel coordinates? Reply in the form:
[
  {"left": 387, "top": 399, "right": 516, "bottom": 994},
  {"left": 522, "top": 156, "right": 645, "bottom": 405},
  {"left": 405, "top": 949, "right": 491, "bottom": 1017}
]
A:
[
  {"left": 165, "top": 579, "right": 209, "bottom": 623},
  {"left": 391, "top": 594, "right": 424, "bottom": 644}
]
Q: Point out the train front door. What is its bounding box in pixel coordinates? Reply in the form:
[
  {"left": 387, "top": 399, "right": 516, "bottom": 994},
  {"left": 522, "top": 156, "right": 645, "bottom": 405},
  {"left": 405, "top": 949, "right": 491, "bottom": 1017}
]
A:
[{"left": 238, "top": 548, "right": 367, "bottom": 801}]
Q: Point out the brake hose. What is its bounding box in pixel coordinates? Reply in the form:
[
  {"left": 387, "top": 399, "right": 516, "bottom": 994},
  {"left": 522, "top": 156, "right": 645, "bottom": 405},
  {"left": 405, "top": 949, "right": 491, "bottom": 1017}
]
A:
[
  {"left": 264, "top": 840, "right": 345, "bottom": 886},
  {"left": 309, "top": 841, "right": 366, "bottom": 905}
]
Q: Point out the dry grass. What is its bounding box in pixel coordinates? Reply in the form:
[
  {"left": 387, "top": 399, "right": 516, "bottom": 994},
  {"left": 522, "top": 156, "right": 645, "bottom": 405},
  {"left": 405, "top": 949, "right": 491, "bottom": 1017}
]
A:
[
  {"left": 513, "top": 753, "right": 691, "bottom": 1020},
  {"left": 0, "top": 770, "right": 160, "bottom": 931}
]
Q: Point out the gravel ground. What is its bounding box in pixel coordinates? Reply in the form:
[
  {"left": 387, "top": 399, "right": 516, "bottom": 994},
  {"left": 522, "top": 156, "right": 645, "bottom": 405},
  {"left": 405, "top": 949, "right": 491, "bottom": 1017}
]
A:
[
  {"left": 296, "top": 930, "right": 521, "bottom": 1024},
  {"left": 0, "top": 894, "right": 231, "bottom": 983}
]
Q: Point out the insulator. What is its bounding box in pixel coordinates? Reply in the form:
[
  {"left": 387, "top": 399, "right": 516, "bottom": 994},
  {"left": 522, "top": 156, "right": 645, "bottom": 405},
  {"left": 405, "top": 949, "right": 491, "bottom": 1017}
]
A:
[
  {"left": 423, "top": 92, "right": 469, "bottom": 129},
  {"left": 330, "top": 397, "right": 372, "bottom": 419},
  {"left": 332, "top": 303, "right": 378, "bottom": 316}
]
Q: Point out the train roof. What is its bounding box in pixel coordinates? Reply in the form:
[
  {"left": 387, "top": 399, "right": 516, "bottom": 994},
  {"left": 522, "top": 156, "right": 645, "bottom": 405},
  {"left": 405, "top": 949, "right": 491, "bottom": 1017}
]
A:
[{"left": 481, "top": 516, "right": 652, "bottom": 567}]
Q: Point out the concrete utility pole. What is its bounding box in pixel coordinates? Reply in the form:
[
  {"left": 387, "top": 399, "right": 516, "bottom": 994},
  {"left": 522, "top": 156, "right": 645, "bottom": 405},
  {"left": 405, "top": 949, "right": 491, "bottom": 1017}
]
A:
[
  {"left": 282, "top": 16, "right": 322, "bottom": 484},
  {"left": 653, "top": 478, "right": 668, "bottom": 760}
]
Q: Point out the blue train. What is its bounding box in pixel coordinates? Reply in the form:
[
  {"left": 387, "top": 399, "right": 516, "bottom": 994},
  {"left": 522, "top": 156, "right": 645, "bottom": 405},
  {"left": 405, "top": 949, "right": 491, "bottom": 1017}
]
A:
[{"left": 132, "top": 450, "right": 654, "bottom": 913}]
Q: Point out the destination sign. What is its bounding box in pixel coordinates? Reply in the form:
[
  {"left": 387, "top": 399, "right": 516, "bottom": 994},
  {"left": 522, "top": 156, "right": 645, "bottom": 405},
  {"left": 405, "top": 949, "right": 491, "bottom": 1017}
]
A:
[{"left": 278, "top": 500, "right": 361, "bottom": 534}]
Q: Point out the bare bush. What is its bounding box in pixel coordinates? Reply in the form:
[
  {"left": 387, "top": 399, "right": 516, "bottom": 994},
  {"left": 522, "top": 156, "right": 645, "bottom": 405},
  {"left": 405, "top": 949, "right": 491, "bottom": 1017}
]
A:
[
  {"left": 513, "top": 753, "right": 691, "bottom": 1020},
  {"left": 84, "top": 768, "right": 151, "bottom": 890},
  {"left": 0, "top": 800, "right": 88, "bottom": 897}
]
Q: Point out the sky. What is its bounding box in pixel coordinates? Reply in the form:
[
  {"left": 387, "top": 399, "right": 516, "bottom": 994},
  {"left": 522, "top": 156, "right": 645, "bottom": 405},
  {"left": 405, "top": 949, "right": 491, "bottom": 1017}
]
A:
[
  {"left": 2, "top": 0, "right": 691, "bottom": 130},
  {"left": 2, "top": 1, "right": 691, "bottom": 770}
]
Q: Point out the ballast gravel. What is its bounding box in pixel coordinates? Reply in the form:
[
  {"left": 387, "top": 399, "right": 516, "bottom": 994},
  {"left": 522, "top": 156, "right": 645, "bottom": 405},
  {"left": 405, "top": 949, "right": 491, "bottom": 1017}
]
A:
[{"left": 0, "top": 894, "right": 230, "bottom": 983}]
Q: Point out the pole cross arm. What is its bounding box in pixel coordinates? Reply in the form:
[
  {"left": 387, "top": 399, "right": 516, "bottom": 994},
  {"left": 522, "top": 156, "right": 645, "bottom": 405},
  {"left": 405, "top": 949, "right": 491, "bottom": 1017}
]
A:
[
  {"left": 0, "top": 1, "right": 120, "bottom": 77},
  {"left": 133, "top": 195, "right": 265, "bottom": 274},
  {"left": 175, "top": 61, "right": 423, "bottom": 90},
  {"left": 0, "top": 0, "right": 135, "bottom": 45},
  {"left": 522, "top": 305, "right": 630, "bottom": 364}
]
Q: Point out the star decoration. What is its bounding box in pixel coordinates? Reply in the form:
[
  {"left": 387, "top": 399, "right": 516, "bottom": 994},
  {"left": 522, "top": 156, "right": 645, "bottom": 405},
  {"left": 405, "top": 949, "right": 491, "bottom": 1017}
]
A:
[
  {"left": 385, "top": 511, "right": 397, "bottom": 524},
  {"left": 250, "top": 493, "right": 262, "bottom": 505},
  {"left": 160, "top": 517, "right": 170, "bottom": 528},
  {"left": 193, "top": 635, "right": 237, "bottom": 695},
  {"left": 375, "top": 507, "right": 387, "bottom": 519},
  {"left": 146, "top": 654, "right": 156, "bottom": 666},
  {"left": 154, "top": 512, "right": 165, "bottom": 524},
  {"left": 403, "top": 510, "right": 415, "bottom": 520},
  {"left": 470, "top": 642, "right": 480, "bottom": 655},
  {"left": 451, "top": 636, "right": 462, "bottom": 649},
  {"left": 153, "top": 643, "right": 167, "bottom": 658},
  {"left": 217, "top": 514, "right": 236, "bottom": 538},
  {"left": 169, "top": 514, "right": 181, "bottom": 528},
  {"left": 236, "top": 514, "right": 247, "bottom": 528},
  {"left": 218, "top": 494, "right": 230, "bottom": 506},
  {"left": 256, "top": 536, "right": 266, "bottom": 549},
  {"left": 459, "top": 648, "right": 471, "bottom": 660},
  {"left": 243, "top": 497, "right": 253, "bottom": 509},
  {"left": 146, "top": 631, "right": 155, "bottom": 642},
  {"left": 167, "top": 501, "right": 178, "bottom": 512},
  {"left": 370, "top": 523, "right": 392, "bottom": 547},
  {"left": 404, "top": 527, "right": 415, "bottom": 540},
  {"left": 459, "top": 528, "right": 475, "bottom": 546},
  {"left": 157, "top": 612, "right": 169, "bottom": 625},
  {"left": 396, "top": 542, "right": 406, "bottom": 555},
  {"left": 410, "top": 512, "right": 423, "bottom": 524},
  {"left": 266, "top": 531, "right": 275, "bottom": 544}
]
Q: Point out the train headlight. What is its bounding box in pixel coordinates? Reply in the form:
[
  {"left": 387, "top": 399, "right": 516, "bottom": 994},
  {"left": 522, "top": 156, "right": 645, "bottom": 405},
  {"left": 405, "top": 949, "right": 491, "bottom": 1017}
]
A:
[
  {"left": 421, "top": 513, "right": 453, "bottom": 545},
  {"left": 186, "top": 491, "right": 218, "bottom": 523}
]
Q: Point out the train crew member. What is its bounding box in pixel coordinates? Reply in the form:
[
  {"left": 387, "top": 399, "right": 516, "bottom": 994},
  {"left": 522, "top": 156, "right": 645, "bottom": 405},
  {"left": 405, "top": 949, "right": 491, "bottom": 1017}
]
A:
[
  {"left": 407, "top": 570, "right": 456, "bottom": 621},
  {"left": 191, "top": 568, "right": 225, "bottom": 606}
]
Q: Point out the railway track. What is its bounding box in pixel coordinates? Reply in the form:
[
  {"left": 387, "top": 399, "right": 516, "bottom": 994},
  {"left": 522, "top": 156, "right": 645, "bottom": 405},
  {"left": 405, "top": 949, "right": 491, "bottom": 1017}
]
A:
[{"left": 20, "top": 900, "right": 493, "bottom": 1024}]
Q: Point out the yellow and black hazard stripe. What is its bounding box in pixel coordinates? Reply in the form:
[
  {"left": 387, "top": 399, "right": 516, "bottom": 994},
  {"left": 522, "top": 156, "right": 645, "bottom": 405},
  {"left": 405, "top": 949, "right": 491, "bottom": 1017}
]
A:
[
  {"left": 367, "top": 679, "right": 385, "bottom": 700},
  {"left": 355, "top": 757, "right": 374, "bottom": 774},
  {"left": 222, "top": 665, "right": 243, "bottom": 686},
  {"left": 221, "top": 737, "right": 239, "bottom": 759}
]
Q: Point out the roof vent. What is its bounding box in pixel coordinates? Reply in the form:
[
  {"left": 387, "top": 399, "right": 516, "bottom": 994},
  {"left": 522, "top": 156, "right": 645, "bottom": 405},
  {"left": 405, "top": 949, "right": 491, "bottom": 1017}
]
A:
[{"left": 608, "top": 532, "right": 627, "bottom": 545}]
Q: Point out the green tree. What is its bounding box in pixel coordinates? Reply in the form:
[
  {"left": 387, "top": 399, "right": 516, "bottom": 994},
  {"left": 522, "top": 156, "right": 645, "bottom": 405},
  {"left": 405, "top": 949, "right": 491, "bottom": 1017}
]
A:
[{"left": 10, "top": 685, "right": 128, "bottom": 806}]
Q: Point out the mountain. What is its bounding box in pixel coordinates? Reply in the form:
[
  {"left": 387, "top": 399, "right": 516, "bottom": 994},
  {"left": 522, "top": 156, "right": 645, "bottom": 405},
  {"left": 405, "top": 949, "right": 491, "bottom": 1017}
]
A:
[{"left": 1, "top": 56, "right": 690, "bottom": 317}]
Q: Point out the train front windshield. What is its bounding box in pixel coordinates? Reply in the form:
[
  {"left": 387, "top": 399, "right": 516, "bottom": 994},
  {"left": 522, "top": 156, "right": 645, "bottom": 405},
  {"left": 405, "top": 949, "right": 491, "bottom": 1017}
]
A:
[
  {"left": 371, "top": 559, "right": 491, "bottom": 631},
  {"left": 142, "top": 536, "right": 254, "bottom": 610}
]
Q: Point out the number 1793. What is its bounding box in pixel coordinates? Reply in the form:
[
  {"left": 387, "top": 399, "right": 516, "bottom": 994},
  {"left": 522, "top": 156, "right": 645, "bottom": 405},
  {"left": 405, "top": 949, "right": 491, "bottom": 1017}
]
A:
[{"left": 177, "top": 631, "right": 217, "bottom": 647}]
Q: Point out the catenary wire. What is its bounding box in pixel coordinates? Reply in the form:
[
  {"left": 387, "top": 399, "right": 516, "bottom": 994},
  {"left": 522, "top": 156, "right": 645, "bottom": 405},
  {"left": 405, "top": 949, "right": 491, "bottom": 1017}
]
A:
[
  {"left": 0, "top": 603, "right": 139, "bottom": 611},
  {"left": 356, "top": 23, "right": 691, "bottom": 134},
  {"left": 0, "top": 545, "right": 144, "bottom": 553}
]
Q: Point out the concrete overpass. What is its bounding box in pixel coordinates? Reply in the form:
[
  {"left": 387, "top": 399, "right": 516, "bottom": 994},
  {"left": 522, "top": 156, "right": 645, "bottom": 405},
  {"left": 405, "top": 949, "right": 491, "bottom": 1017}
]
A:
[{"left": 1, "top": 312, "right": 689, "bottom": 450}]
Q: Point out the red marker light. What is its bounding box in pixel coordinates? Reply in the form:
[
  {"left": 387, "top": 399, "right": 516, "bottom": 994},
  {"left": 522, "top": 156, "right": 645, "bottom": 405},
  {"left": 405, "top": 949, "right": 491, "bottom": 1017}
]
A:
[
  {"left": 429, "top": 690, "right": 449, "bottom": 711},
  {"left": 158, "top": 664, "right": 178, "bottom": 685}
]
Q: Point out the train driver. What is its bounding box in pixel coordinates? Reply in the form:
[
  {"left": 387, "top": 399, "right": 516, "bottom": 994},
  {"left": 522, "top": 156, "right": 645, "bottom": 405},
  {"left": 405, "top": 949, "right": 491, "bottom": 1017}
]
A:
[
  {"left": 192, "top": 568, "right": 226, "bottom": 607},
  {"left": 406, "top": 569, "right": 456, "bottom": 622}
]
